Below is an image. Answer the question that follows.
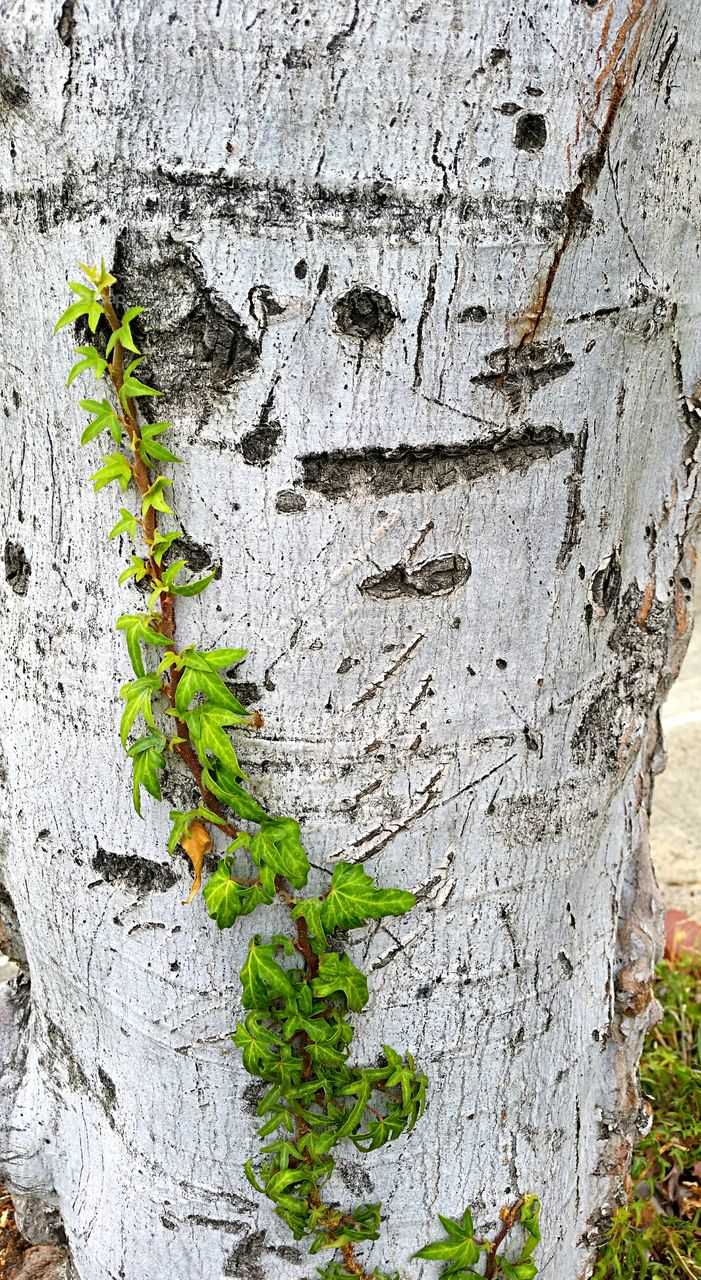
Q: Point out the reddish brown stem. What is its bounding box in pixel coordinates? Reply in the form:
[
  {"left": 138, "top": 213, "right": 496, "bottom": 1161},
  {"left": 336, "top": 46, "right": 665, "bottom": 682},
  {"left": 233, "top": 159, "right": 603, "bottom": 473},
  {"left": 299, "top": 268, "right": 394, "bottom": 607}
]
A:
[{"left": 485, "top": 1198, "right": 525, "bottom": 1279}]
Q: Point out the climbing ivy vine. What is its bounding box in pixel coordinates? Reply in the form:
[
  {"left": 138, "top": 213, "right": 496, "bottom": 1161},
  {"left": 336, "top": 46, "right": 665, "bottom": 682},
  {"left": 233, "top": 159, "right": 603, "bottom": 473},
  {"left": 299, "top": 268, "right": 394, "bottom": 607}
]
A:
[{"left": 56, "top": 260, "right": 540, "bottom": 1279}]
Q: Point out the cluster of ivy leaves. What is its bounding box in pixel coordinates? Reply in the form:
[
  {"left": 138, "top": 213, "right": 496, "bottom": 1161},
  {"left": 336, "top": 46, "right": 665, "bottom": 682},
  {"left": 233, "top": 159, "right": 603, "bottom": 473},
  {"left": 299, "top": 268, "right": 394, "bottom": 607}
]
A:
[{"left": 56, "top": 262, "right": 438, "bottom": 1279}]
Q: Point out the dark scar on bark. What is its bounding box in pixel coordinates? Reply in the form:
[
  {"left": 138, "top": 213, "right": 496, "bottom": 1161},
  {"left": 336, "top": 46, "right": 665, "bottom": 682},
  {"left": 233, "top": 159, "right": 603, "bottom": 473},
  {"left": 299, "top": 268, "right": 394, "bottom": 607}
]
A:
[
  {"left": 359, "top": 555, "right": 470, "bottom": 599},
  {"left": 300, "top": 424, "right": 574, "bottom": 499}
]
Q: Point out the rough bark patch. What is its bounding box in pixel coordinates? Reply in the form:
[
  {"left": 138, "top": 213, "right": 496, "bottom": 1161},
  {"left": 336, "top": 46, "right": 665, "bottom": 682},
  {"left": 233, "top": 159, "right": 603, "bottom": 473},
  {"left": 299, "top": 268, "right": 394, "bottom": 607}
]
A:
[
  {"left": 301, "top": 425, "right": 573, "bottom": 499},
  {"left": 4, "top": 541, "right": 31, "bottom": 596},
  {"left": 470, "top": 340, "right": 574, "bottom": 410},
  {"left": 359, "top": 554, "right": 470, "bottom": 600}
]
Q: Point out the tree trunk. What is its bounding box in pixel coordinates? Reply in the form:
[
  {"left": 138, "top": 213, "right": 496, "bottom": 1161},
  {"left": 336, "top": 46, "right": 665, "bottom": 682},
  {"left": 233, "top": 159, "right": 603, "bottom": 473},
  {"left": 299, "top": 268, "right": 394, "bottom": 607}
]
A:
[{"left": 1, "top": 2, "right": 699, "bottom": 1277}]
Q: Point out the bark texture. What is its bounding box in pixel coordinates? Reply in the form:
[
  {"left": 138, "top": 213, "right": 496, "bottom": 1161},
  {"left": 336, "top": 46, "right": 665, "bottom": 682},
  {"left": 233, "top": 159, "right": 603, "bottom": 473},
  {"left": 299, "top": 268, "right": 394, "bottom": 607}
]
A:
[{"left": 1, "top": 2, "right": 700, "bottom": 1278}]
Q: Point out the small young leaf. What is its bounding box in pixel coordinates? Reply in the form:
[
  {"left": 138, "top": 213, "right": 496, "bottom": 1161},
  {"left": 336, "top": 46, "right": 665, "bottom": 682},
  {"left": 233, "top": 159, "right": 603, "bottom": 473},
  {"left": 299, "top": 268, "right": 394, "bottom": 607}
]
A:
[
  {"left": 67, "top": 345, "right": 108, "bottom": 387},
  {"left": 127, "top": 731, "right": 165, "bottom": 817},
  {"left": 138, "top": 420, "right": 182, "bottom": 466},
  {"left": 90, "top": 453, "right": 132, "bottom": 494},
  {"left": 105, "top": 306, "right": 144, "bottom": 357},
  {"left": 116, "top": 613, "right": 170, "bottom": 678},
  {"left": 119, "top": 357, "right": 162, "bottom": 410},
  {"left": 78, "top": 258, "right": 117, "bottom": 290},
  {"left": 119, "top": 674, "right": 161, "bottom": 747},
  {"left": 150, "top": 530, "right": 184, "bottom": 565},
  {"left": 79, "top": 398, "right": 123, "bottom": 446},
  {"left": 109, "top": 508, "right": 139, "bottom": 541},
  {"left": 142, "top": 476, "right": 174, "bottom": 518},
  {"left": 182, "top": 702, "right": 248, "bottom": 777},
  {"left": 118, "top": 555, "right": 149, "bottom": 586},
  {"left": 249, "top": 819, "right": 310, "bottom": 891}
]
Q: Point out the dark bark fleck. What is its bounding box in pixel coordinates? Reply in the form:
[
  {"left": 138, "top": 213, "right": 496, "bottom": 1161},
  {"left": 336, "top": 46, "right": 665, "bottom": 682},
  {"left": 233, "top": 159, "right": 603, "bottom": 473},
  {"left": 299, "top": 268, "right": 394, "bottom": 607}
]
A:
[
  {"left": 4, "top": 540, "right": 31, "bottom": 595},
  {"left": 471, "top": 340, "right": 574, "bottom": 409},
  {"left": 333, "top": 286, "right": 398, "bottom": 340},
  {"left": 514, "top": 112, "right": 548, "bottom": 151}
]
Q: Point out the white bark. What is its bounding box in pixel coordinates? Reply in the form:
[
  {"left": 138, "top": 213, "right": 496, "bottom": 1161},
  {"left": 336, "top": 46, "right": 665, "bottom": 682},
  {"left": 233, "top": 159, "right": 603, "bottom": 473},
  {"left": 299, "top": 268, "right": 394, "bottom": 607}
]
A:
[{"left": 1, "top": 2, "right": 700, "bottom": 1277}]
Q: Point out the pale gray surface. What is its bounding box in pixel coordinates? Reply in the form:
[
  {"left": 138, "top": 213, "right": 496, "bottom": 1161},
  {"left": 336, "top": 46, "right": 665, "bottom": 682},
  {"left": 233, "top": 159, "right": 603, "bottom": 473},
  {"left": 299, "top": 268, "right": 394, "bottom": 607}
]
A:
[
  {"left": 652, "top": 585, "right": 701, "bottom": 921},
  {"left": 0, "top": 4, "right": 700, "bottom": 1280}
]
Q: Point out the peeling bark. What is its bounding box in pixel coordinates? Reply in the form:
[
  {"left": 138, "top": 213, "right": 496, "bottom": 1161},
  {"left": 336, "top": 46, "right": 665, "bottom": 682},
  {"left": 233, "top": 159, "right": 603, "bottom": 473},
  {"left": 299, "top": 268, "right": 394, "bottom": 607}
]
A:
[{"left": 1, "top": 2, "right": 700, "bottom": 1278}]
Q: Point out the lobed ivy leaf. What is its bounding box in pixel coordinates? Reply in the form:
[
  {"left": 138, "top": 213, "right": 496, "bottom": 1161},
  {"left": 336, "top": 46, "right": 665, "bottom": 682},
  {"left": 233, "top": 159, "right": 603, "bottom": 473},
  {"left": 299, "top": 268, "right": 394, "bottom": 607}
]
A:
[
  {"left": 294, "top": 863, "right": 415, "bottom": 946},
  {"left": 79, "top": 398, "right": 123, "bottom": 446},
  {"left": 118, "top": 356, "right": 162, "bottom": 410},
  {"left": 150, "top": 529, "right": 183, "bottom": 565},
  {"left": 109, "top": 508, "right": 139, "bottom": 541},
  {"left": 201, "top": 762, "right": 269, "bottom": 825},
  {"left": 78, "top": 258, "right": 116, "bottom": 290},
  {"left": 249, "top": 819, "right": 310, "bottom": 891},
  {"left": 105, "top": 306, "right": 143, "bottom": 357},
  {"left": 203, "top": 860, "right": 275, "bottom": 929},
  {"left": 311, "top": 951, "right": 368, "bottom": 1012},
  {"left": 240, "top": 935, "right": 297, "bottom": 1009},
  {"left": 201, "top": 647, "right": 248, "bottom": 669},
  {"left": 90, "top": 452, "right": 132, "bottom": 493},
  {"left": 142, "top": 476, "right": 174, "bottom": 518},
  {"left": 54, "top": 289, "right": 103, "bottom": 335},
  {"left": 127, "top": 731, "right": 165, "bottom": 817},
  {"left": 119, "top": 673, "right": 161, "bottom": 747},
  {"left": 174, "top": 650, "right": 248, "bottom": 717},
  {"left": 182, "top": 702, "right": 249, "bottom": 777},
  {"left": 67, "top": 345, "right": 108, "bottom": 387},
  {"left": 118, "top": 555, "right": 149, "bottom": 585},
  {"left": 138, "top": 420, "right": 182, "bottom": 466},
  {"left": 116, "top": 612, "right": 170, "bottom": 677}
]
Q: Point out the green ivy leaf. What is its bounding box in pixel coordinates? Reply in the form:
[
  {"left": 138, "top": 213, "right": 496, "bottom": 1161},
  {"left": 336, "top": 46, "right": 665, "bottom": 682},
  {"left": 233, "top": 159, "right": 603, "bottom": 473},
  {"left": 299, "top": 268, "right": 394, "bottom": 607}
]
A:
[
  {"left": 174, "top": 652, "right": 248, "bottom": 717},
  {"left": 54, "top": 299, "right": 95, "bottom": 334},
  {"left": 78, "top": 258, "right": 116, "bottom": 291},
  {"left": 127, "top": 731, "right": 166, "bottom": 817},
  {"left": 203, "top": 859, "right": 275, "bottom": 929},
  {"left": 138, "top": 420, "right": 182, "bottom": 466},
  {"left": 201, "top": 763, "right": 269, "bottom": 825},
  {"left": 201, "top": 647, "right": 248, "bottom": 669},
  {"left": 311, "top": 951, "right": 368, "bottom": 1012},
  {"left": 67, "top": 345, "right": 108, "bottom": 387},
  {"left": 118, "top": 356, "right": 162, "bottom": 410},
  {"left": 413, "top": 1207, "right": 484, "bottom": 1273},
  {"left": 182, "top": 702, "right": 248, "bottom": 777},
  {"left": 240, "top": 935, "right": 297, "bottom": 1009},
  {"left": 119, "top": 673, "right": 161, "bottom": 747},
  {"left": 79, "top": 398, "right": 123, "bottom": 446},
  {"left": 142, "top": 476, "right": 174, "bottom": 518},
  {"left": 105, "top": 306, "right": 144, "bottom": 357},
  {"left": 118, "top": 555, "right": 149, "bottom": 586},
  {"left": 249, "top": 819, "right": 310, "bottom": 891},
  {"left": 116, "top": 612, "right": 170, "bottom": 677},
  {"left": 89, "top": 453, "right": 132, "bottom": 493},
  {"left": 298, "top": 863, "right": 415, "bottom": 939},
  {"left": 109, "top": 508, "right": 139, "bottom": 541},
  {"left": 291, "top": 898, "right": 328, "bottom": 953},
  {"left": 150, "top": 530, "right": 184, "bottom": 565}
]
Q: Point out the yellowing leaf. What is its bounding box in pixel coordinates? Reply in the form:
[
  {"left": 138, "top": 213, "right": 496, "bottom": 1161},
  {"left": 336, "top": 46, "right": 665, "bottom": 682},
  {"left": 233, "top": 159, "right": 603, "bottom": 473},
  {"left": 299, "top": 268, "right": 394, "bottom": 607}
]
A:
[{"left": 181, "top": 819, "right": 212, "bottom": 904}]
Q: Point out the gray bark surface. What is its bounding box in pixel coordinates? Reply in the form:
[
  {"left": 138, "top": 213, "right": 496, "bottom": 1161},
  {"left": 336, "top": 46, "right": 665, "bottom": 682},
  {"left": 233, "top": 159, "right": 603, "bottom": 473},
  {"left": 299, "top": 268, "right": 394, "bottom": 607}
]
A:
[{"left": 1, "top": 2, "right": 700, "bottom": 1278}]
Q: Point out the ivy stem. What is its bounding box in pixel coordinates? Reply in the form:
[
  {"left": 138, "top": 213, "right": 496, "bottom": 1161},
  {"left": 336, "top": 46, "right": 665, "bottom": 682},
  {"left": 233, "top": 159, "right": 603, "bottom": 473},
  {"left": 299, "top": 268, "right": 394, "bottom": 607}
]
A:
[
  {"left": 99, "top": 288, "right": 374, "bottom": 1280},
  {"left": 484, "top": 1198, "right": 525, "bottom": 1279}
]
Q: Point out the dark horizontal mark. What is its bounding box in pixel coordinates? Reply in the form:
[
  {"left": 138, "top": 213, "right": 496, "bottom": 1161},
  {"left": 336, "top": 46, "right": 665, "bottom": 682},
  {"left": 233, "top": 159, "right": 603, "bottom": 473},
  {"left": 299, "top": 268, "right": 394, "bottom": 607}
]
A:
[
  {"left": 0, "top": 169, "right": 593, "bottom": 244},
  {"left": 470, "top": 340, "right": 574, "bottom": 410},
  {"left": 359, "top": 554, "right": 470, "bottom": 600},
  {"left": 565, "top": 306, "right": 621, "bottom": 324},
  {"left": 300, "top": 423, "right": 574, "bottom": 500}
]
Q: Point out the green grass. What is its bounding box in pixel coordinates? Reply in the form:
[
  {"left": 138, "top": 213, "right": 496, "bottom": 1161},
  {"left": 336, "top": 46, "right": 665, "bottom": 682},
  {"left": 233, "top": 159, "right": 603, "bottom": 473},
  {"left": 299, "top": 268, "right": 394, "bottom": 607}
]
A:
[{"left": 592, "top": 954, "right": 701, "bottom": 1279}]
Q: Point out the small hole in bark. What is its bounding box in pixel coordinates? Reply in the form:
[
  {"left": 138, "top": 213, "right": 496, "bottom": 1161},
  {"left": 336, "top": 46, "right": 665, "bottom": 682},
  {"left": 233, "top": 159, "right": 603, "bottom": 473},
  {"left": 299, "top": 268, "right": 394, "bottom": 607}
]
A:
[
  {"left": 294, "top": 259, "right": 308, "bottom": 279},
  {"left": 496, "top": 657, "right": 507, "bottom": 670},
  {"left": 333, "top": 286, "right": 398, "bottom": 341},
  {"left": 514, "top": 112, "right": 547, "bottom": 151},
  {"left": 578, "top": 564, "right": 586, "bottom": 579},
  {"left": 680, "top": 576, "right": 692, "bottom": 590},
  {"left": 500, "top": 101, "right": 521, "bottom": 115}
]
